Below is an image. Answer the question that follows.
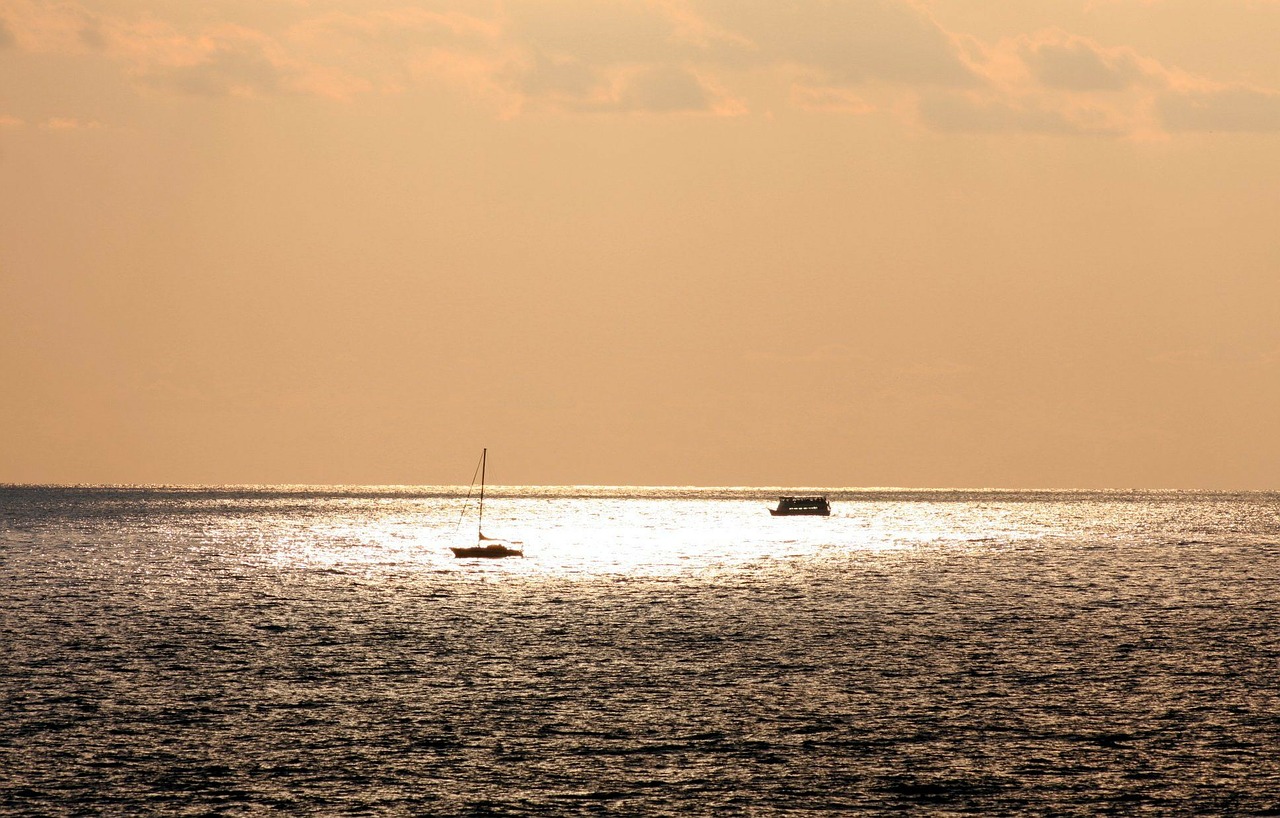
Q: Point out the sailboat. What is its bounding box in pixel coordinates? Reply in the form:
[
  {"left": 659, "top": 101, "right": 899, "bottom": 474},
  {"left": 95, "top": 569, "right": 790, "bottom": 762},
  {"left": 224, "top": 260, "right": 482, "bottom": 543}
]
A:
[{"left": 449, "top": 448, "right": 525, "bottom": 558}]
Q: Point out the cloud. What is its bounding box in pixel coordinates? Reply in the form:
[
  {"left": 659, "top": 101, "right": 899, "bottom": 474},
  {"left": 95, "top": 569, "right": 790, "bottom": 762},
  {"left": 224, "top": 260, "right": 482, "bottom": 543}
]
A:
[
  {"left": 3, "top": 0, "right": 1279, "bottom": 135},
  {"left": 491, "top": 0, "right": 979, "bottom": 114},
  {"left": 284, "top": 8, "right": 504, "bottom": 100},
  {"left": 1020, "top": 33, "right": 1148, "bottom": 91},
  {"left": 0, "top": 0, "right": 125, "bottom": 54},
  {"left": 615, "top": 64, "right": 715, "bottom": 113},
  {"left": 287, "top": 7, "right": 501, "bottom": 87},
  {"left": 493, "top": 2, "right": 748, "bottom": 114},
  {"left": 133, "top": 27, "right": 290, "bottom": 99},
  {"left": 516, "top": 51, "right": 599, "bottom": 99},
  {"left": 506, "top": 0, "right": 689, "bottom": 67},
  {"left": 111, "top": 17, "right": 394, "bottom": 101},
  {"left": 695, "top": 0, "right": 980, "bottom": 87},
  {"left": 78, "top": 16, "right": 107, "bottom": 50},
  {"left": 1157, "top": 85, "right": 1280, "bottom": 132},
  {"left": 916, "top": 29, "right": 1212, "bottom": 138}
]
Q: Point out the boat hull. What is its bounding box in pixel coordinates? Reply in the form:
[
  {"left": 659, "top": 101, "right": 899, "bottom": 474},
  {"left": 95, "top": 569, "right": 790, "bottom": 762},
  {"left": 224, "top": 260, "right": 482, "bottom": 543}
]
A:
[
  {"left": 450, "top": 544, "right": 524, "bottom": 558},
  {"left": 769, "top": 508, "right": 831, "bottom": 516}
]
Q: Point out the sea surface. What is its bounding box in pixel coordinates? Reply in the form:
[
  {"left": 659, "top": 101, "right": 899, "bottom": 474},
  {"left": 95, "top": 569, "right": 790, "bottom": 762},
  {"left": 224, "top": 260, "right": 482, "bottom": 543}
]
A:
[{"left": 2, "top": 485, "right": 1279, "bottom": 815}]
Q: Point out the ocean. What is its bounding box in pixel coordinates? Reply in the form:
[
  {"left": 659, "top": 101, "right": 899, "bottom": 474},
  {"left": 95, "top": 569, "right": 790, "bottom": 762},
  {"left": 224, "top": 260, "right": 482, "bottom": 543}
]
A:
[{"left": 2, "top": 486, "right": 1278, "bottom": 815}]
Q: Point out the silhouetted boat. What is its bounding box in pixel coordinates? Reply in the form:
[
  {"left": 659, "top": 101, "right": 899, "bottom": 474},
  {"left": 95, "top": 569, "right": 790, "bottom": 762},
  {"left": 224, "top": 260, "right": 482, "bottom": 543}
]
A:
[
  {"left": 450, "top": 448, "right": 524, "bottom": 558},
  {"left": 769, "top": 496, "right": 831, "bottom": 516}
]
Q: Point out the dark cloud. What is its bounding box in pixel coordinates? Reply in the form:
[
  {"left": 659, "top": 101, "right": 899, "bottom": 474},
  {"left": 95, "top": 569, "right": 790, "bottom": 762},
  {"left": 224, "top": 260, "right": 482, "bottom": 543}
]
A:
[
  {"left": 1023, "top": 38, "right": 1144, "bottom": 91},
  {"left": 500, "top": 0, "right": 977, "bottom": 114},
  {"left": 141, "top": 40, "right": 287, "bottom": 98},
  {"left": 495, "top": 1, "right": 709, "bottom": 113},
  {"left": 79, "top": 20, "right": 107, "bottom": 50},
  {"left": 616, "top": 66, "right": 713, "bottom": 113},
  {"left": 515, "top": 53, "right": 599, "bottom": 99},
  {"left": 1158, "top": 86, "right": 1280, "bottom": 133},
  {"left": 507, "top": 0, "right": 688, "bottom": 66},
  {"left": 696, "top": 0, "right": 978, "bottom": 87},
  {"left": 0, "top": 18, "right": 15, "bottom": 49}
]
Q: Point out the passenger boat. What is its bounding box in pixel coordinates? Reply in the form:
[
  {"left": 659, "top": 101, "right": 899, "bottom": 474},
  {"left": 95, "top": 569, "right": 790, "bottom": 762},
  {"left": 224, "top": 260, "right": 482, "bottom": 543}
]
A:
[
  {"left": 769, "top": 496, "right": 832, "bottom": 516},
  {"left": 450, "top": 448, "right": 524, "bottom": 558}
]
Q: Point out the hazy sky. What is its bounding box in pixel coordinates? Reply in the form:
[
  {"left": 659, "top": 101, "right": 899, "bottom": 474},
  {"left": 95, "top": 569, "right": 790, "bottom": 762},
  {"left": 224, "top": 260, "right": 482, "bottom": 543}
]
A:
[{"left": 3, "top": 0, "right": 1279, "bottom": 488}]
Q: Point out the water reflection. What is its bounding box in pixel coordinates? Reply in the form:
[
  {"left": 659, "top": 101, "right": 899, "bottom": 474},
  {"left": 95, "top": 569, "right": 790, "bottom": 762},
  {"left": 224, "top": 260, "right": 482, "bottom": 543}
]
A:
[
  {"left": 29, "top": 485, "right": 1269, "bottom": 584},
  {"left": 204, "top": 488, "right": 1210, "bottom": 579},
  {"left": 245, "top": 496, "right": 905, "bottom": 579},
  {"left": 5, "top": 486, "right": 1280, "bottom": 815}
]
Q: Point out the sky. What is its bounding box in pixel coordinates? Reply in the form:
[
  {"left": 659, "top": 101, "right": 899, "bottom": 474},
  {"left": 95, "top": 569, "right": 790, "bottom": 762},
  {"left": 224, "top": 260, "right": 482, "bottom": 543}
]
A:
[{"left": 2, "top": 0, "right": 1279, "bottom": 488}]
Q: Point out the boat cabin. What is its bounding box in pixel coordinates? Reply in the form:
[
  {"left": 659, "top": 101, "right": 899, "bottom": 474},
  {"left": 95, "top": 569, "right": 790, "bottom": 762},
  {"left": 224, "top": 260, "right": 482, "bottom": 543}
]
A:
[{"left": 769, "top": 496, "right": 832, "bottom": 516}]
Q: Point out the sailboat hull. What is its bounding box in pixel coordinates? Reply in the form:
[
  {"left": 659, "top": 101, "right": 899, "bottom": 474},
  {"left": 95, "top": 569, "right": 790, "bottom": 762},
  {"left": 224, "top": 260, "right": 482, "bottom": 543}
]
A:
[{"left": 450, "top": 544, "right": 524, "bottom": 558}]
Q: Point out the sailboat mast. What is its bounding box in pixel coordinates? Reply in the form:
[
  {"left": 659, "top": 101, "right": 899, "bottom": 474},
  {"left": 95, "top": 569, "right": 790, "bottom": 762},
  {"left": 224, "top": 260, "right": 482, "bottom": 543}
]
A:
[{"left": 477, "top": 447, "right": 486, "bottom": 535}]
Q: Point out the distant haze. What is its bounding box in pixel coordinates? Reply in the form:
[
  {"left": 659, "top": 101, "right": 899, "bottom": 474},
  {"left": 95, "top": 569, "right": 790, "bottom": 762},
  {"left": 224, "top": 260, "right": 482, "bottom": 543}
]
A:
[{"left": 3, "top": 1, "right": 1278, "bottom": 488}]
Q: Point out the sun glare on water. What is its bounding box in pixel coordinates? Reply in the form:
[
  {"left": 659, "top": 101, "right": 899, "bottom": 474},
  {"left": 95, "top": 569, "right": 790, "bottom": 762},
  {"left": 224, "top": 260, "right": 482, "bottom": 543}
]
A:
[{"left": 246, "top": 488, "right": 1035, "bottom": 581}]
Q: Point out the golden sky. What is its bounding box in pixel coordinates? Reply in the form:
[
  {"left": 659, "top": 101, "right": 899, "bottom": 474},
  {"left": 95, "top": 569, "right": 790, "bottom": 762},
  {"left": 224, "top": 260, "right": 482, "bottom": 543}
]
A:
[{"left": 3, "top": 0, "right": 1278, "bottom": 488}]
